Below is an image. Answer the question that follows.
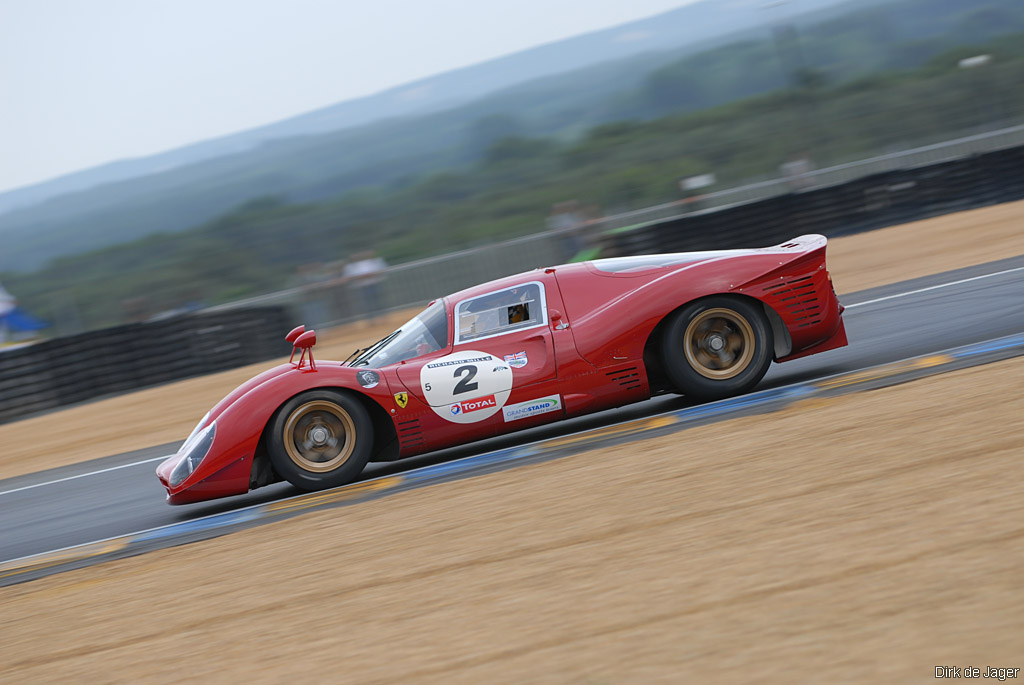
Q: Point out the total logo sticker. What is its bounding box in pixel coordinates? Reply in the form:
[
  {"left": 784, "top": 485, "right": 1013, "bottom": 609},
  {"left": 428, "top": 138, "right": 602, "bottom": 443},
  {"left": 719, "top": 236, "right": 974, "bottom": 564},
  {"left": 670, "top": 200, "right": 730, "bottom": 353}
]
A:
[
  {"left": 421, "top": 350, "right": 513, "bottom": 424},
  {"left": 450, "top": 395, "right": 497, "bottom": 415}
]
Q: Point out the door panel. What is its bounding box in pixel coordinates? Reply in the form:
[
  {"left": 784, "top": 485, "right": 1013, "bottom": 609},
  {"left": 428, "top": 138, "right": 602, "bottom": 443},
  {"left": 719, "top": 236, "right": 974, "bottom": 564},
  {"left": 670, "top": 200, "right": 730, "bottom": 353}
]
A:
[{"left": 396, "top": 278, "right": 562, "bottom": 439}]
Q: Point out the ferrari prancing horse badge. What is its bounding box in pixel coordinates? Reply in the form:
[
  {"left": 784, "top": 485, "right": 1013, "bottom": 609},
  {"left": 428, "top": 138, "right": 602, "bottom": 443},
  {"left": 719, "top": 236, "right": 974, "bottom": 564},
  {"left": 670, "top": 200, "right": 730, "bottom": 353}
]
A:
[{"left": 394, "top": 392, "right": 409, "bottom": 409}]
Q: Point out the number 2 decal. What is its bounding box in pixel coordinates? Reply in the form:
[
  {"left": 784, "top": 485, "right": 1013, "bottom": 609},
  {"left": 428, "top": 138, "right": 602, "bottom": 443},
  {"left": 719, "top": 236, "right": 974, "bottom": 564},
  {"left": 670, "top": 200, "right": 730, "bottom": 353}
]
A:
[
  {"left": 453, "top": 365, "right": 479, "bottom": 395},
  {"left": 420, "top": 351, "right": 513, "bottom": 423}
]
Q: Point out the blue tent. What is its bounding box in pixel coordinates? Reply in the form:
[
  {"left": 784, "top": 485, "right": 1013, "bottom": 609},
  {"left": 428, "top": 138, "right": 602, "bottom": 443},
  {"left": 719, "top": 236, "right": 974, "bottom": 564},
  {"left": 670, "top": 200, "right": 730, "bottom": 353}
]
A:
[{"left": 0, "top": 307, "right": 47, "bottom": 332}]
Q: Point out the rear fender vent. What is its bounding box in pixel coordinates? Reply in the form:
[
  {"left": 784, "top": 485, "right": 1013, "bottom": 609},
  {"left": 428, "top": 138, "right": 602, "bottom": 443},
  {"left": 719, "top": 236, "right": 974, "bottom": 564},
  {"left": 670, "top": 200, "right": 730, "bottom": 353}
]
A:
[
  {"left": 762, "top": 275, "right": 823, "bottom": 328},
  {"left": 606, "top": 366, "right": 642, "bottom": 390},
  {"left": 397, "top": 418, "right": 423, "bottom": 448}
]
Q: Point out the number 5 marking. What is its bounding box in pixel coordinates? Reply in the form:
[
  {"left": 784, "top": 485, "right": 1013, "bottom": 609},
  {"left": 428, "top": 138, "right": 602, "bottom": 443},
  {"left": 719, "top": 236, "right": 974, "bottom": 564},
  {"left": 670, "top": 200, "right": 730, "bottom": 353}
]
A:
[{"left": 453, "top": 365, "right": 479, "bottom": 395}]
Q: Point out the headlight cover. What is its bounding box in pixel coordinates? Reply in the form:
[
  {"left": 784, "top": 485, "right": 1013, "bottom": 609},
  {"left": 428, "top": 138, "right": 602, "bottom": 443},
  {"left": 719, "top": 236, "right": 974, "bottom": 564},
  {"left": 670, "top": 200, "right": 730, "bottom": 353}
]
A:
[
  {"left": 184, "top": 411, "right": 211, "bottom": 444},
  {"left": 168, "top": 421, "right": 216, "bottom": 487}
]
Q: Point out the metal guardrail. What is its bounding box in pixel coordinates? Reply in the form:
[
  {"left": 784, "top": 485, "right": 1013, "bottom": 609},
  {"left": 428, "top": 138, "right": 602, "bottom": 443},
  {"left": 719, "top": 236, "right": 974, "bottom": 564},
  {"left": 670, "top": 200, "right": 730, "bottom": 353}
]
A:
[
  {"left": 601, "top": 143, "right": 1024, "bottom": 256},
  {"left": 594, "top": 124, "right": 1024, "bottom": 231},
  {"left": 203, "top": 125, "right": 1024, "bottom": 328},
  {"left": 206, "top": 227, "right": 573, "bottom": 325}
]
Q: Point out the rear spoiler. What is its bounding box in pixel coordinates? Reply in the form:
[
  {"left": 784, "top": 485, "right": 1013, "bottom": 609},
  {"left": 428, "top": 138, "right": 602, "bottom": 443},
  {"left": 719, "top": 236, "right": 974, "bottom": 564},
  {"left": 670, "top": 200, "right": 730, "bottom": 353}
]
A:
[
  {"left": 735, "top": 234, "right": 831, "bottom": 289},
  {"left": 768, "top": 234, "right": 827, "bottom": 253}
]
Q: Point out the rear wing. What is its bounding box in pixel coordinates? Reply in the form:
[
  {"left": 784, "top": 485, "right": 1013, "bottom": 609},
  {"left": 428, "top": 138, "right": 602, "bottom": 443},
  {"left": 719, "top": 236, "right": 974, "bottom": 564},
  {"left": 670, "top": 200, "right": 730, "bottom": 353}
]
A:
[
  {"left": 766, "top": 234, "right": 827, "bottom": 254},
  {"left": 735, "top": 233, "right": 833, "bottom": 293}
]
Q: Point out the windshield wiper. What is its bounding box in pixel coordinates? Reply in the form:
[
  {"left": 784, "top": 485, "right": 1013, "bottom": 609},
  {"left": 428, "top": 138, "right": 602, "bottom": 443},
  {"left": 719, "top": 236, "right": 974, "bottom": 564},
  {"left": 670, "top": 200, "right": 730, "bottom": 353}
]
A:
[
  {"left": 351, "top": 329, "right": 401, "bottom": 366},
  {"left": 341, "top": 347, "right": 363, "bottom": 366}
]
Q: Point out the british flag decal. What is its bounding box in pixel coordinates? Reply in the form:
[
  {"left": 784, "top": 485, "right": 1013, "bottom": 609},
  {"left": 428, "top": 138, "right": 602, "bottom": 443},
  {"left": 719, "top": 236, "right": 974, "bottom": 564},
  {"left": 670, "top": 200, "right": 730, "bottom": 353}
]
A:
[{"left": 503, "top": 351, "right": 528, "bottom": 369}]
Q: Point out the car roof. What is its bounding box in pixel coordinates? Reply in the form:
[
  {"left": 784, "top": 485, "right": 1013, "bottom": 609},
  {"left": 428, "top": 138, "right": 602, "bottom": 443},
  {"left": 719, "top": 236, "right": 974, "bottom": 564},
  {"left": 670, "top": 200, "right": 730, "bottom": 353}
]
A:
[
  {"left": 444, "top": 266, "right": 565, "bottom": 305},
  {"left": 442, "top": 247, "right": 771, "bottom": 306}
]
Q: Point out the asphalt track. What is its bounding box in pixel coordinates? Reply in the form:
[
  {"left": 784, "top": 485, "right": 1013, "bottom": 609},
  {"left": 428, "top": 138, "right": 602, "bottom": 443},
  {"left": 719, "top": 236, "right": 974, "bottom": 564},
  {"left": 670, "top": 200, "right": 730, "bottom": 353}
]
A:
[{"left": 2, "top": 255, "right": 1022, "bottom": 565}]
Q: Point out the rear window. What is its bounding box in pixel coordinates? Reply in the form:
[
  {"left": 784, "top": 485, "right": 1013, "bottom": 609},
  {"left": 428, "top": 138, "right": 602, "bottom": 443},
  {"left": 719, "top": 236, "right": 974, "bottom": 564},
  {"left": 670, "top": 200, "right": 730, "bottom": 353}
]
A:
[
  {"left": 590, "top": 253, "right": 725, "bottom": 273},
  {"left": 455, "top": 282, "right": 545, "bottom": 344}
]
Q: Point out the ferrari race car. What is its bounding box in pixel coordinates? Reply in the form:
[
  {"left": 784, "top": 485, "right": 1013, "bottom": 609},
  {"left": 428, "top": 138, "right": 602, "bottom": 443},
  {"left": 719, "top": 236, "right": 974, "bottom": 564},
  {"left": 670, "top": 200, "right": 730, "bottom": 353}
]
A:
[{"left": 157, "top": 234, "right": 847, "bottom": 504}]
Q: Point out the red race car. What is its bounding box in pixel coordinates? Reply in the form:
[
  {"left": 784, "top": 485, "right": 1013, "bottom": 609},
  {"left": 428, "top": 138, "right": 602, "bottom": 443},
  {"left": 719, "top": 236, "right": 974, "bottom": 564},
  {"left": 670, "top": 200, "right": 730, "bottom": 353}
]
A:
[{"left": 157, "top": 234, "right": 847, "bottom": 504}]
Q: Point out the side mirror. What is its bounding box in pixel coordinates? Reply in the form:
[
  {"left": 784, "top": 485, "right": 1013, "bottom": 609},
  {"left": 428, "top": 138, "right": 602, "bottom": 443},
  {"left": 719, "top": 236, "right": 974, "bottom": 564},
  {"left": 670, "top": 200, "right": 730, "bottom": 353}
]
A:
[{"left": 288, "top": 327, "right": 318, "bottom": 370}]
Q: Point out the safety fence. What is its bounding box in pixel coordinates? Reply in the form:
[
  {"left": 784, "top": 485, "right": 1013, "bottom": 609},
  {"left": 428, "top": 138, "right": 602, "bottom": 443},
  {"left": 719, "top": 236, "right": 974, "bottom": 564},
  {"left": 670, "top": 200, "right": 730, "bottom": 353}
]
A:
[
  {"left": 203, "top": 229, "right": 571, "bottom": 329},
  {"left": 0, "top": 307, "right": 288, "bottom": 424},
  {"left": 213, "top": 125, "right": 1024, "bottom": 326},
  {"left": 3, "top": 131, "right": 1023, "bottom": 424},
  {"left": 593, "top": 124, "right": 1024, "bottom": 232},
  {"left": 601, "top": 143, "right": 1024, "bottom": 255}
]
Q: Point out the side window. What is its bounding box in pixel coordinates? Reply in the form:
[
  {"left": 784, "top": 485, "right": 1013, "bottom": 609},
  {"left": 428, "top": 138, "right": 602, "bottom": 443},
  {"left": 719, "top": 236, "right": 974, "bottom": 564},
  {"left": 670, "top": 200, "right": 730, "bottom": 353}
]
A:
[{"left": 455, "top": 282, "right": 546, "bottom": 344}]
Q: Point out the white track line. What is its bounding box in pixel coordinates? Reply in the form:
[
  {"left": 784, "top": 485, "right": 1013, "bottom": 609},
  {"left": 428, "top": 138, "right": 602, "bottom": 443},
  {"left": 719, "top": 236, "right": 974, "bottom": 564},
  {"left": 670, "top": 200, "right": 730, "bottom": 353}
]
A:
[
  {"left": 0, "top": 455, "right": 171, "bottom": 497},
  {"left": 844, "top": 265, "right": 1024, "bottom": 309},
  {"left": 3, "top": 263, "right": 1022, "bottom": 498}
]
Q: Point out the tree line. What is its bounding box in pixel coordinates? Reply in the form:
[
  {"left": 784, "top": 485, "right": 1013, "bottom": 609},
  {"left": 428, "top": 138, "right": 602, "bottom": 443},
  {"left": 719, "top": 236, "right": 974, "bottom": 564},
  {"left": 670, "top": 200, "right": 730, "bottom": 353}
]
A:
[{"left": 5, "top": 29, "right": 1024, "bottom": 331}]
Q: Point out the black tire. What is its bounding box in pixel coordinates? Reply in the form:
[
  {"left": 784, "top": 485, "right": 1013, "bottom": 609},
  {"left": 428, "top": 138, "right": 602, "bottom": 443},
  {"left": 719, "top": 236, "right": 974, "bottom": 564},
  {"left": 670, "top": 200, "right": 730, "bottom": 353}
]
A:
[
  {"left": 660, "top": 297, "right": 772, "bottom": 401},
  {"left": 268, "top": 389, "right": 373, "bottom": 491}
]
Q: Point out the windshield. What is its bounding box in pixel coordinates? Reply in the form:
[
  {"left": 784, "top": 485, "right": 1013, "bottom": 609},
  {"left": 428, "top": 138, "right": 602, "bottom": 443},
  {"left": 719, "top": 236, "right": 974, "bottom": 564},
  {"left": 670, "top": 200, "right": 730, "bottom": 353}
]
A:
[{"left": 353, "top": 299, "right": 448, "bottom": 367}]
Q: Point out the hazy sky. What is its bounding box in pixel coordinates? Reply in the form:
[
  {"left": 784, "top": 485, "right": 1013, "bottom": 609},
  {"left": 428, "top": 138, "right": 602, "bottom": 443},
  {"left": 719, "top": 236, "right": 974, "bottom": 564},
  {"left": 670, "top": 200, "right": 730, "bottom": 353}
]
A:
[{"left": 0, "top": 0, "right": 699, "bottom": 193}]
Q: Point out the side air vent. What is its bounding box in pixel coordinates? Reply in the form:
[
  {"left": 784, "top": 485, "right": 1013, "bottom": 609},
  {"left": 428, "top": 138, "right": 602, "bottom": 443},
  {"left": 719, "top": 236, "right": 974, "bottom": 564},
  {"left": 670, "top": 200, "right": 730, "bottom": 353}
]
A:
[
  {"left": 397, "top": 418, "right": 423, "bottom": 448},
  {"left": 606, "top": 366, "right": 642, "bottom": 390},
  {"left": 762, "top": 275, "right": 823, "bottom": 328}
]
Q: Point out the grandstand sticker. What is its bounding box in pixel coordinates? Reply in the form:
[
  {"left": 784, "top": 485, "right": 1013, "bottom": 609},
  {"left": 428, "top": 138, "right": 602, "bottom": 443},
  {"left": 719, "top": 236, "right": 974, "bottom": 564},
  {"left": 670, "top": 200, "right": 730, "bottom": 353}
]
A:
[{"left": 502, "top": 395, "right": 561, "bottom": 422}]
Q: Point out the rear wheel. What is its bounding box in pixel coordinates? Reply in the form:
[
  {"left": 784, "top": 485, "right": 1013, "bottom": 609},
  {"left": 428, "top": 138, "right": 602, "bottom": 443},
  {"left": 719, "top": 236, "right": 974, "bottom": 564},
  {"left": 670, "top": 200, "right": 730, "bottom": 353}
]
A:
[
  {"left": 661, "top": 297, "right": 772, "bottom": 401},
  {"left": 268, "top": 389, "right": 372, "bottom": 491}
]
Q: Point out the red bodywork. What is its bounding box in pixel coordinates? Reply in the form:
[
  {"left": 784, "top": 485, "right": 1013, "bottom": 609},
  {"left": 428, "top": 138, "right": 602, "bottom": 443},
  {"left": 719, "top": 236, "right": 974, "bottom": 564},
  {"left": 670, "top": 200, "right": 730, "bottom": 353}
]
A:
[{"left": 157, "top": 234, "right": 847, "bottom": 504}]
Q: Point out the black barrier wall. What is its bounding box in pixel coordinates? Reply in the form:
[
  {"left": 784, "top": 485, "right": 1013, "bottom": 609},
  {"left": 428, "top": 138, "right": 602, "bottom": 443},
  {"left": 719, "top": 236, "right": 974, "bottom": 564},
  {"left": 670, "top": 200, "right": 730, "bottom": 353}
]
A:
[
  {"left": 0, "top": 307, "right": 290, "bottom": 424},
  {"left": 602, "top": 145, "right": 1024, "bottom": 255}
]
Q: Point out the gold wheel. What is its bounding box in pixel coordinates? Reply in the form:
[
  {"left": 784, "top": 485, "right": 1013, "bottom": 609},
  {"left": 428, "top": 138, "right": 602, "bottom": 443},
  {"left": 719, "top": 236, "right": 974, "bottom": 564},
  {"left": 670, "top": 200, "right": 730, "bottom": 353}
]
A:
[
  {"left": 282, "top": 400, "right": 357, "bottom": 473},
  {"left": 683, "top": 308, "right": 756, "bottom": 380}
]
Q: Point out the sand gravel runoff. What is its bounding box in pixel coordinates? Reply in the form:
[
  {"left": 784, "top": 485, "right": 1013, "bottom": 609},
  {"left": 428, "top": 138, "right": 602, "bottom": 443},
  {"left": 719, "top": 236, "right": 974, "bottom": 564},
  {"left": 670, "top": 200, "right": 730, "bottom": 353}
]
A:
[
  {"left": 0, "top": 198, "right": 1022, "bottom": 481},
  {"left": 2, "top": 355, "right": 1022, "bottom": 682}
]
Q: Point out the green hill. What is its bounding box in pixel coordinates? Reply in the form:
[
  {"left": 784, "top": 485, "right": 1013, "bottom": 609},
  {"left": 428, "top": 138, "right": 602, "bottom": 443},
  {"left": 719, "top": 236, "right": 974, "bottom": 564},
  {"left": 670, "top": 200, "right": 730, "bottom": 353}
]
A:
[{"left": 7, "top": 29, "right": 1023, "bottom": 331}]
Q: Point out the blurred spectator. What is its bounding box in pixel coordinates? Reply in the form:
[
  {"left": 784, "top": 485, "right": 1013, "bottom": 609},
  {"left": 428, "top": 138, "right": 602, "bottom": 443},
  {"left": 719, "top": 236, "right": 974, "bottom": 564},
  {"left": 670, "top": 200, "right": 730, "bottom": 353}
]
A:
[
  {"left": 0, "top": 283, "right": 12, "bottom": 344},
  {"left": 678, "top": 172, "right": 717, "bottom": 212},
  {"left": 780, "top": 153, "right": 816, "bottom": 191},
  {"left": 547, "top": 200, "right": 597, "bottom": 262},
  {"left": 291, "top": 263, "right": 332, "bottom": 326},
  {"left": 343, "top": 251, "right": 388, "bottom": 323},
  {"left": 547, "top": 200, "right": 583, "bottom": 233},
  {"left": 121, "top": 297, "right": 152, "bottom": 323}
]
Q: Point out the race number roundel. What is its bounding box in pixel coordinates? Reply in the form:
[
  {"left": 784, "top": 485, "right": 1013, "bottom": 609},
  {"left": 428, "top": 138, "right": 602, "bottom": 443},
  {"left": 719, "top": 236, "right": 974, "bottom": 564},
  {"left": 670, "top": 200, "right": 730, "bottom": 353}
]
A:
[{"left": 420, "top": 350, "right": 513, "bottom": 423}]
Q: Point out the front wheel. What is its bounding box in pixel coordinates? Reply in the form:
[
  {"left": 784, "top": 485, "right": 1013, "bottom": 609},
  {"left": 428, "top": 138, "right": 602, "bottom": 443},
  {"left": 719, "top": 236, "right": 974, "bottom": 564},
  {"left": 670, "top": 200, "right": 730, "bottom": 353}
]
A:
[
  {"left": 660, "top": 297, "right": 773, "bottom": 401},
  {"left": 268, "top": 389, "right": 373, "bottom": 491}
]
